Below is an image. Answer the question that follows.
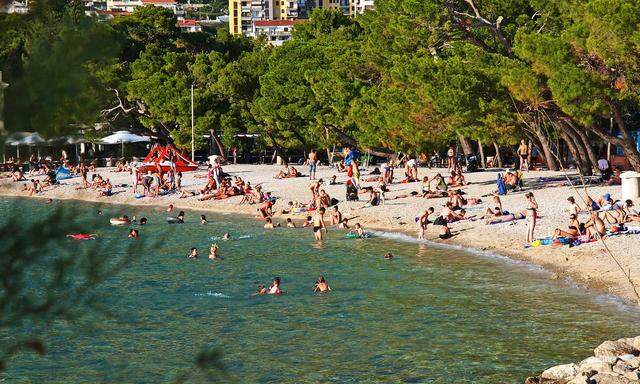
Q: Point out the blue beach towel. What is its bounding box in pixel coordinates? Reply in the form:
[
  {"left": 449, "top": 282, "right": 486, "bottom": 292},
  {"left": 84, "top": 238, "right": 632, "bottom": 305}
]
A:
[{"left": 497, "top": 173, "right": 507, "bottom": 195}]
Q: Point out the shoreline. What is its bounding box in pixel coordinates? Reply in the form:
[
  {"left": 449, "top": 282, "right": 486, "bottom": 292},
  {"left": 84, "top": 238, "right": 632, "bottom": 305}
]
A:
[{"left": 2, "top": 164, "right": 639, "bottom": 307}]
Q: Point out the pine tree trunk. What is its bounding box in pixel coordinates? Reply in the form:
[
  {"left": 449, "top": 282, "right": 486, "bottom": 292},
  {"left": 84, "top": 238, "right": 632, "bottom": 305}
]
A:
[
  {"left": 457, "top": 132, "right": 474, "bottom": 156},
  {"left": 492, "top": 141, "right": 502, "bottom": 167},
  {"left": 478, "top": 139, "right": 485, "bottom": 168},
  {"left": 569, "top": 123, "right": 599, "bottom": 174},
  {"left": 531, "top": 122, "right": 559, "bottom": 171}
]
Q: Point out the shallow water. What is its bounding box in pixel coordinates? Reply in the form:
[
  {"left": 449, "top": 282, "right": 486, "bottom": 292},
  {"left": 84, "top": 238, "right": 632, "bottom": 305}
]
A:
[{"left": 1, "top": 197, "right": 639, "bottom": 383}]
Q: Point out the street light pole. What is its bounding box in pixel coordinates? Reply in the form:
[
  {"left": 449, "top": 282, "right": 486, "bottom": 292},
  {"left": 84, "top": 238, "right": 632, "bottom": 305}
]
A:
[
  {"left": 191, "top": 83, "right": 195, "bottom": 162},
  {"left": 0, "top": 71, "right": 9, "bottom": 163}
]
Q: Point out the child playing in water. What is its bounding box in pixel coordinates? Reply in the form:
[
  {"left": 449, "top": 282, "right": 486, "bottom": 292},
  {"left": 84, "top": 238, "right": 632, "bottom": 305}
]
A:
[
  {"left": 350, "top": 223, "right": 365, "bottom": 238},
  {"left": 331, "top": 206, "right": 342, "bottom": 225},
  {"left": 268, "top": 277, "right": 282, "bottom": 294},
  {"left": 200, "top": 215, "right": 207, "bottom": 224},
  {"left": 128, "top": 229, "right": 139, "bottom": 238},
  {"left": 313, "top": 276, "right": 331, "bottom": 293},
  {"left": 286, "top": 218, "right": 296, "bottom": 228},
  {"left": 264, "top": 218, "right": 275, "bottom": 229}
]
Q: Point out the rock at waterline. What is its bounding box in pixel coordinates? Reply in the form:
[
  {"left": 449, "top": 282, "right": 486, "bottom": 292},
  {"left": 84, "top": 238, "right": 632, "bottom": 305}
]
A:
[
  {"left": 594, "top": 340, "right": 638, "bottom": 358},
  {"left": 541, "top": 363, "right": 578, "bottom": 380}
]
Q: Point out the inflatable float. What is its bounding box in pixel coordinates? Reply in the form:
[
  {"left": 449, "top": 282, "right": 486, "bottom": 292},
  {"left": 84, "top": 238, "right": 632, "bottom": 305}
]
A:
[
  {"left": 109, "top": 218, "right": 130, "bottom": 226},
  {"left": 346, "top": 232, "right": 370, "bottom": 239},
  {"left": 67, "top": 233, "right": 96, "bottom": 240},
  {"left": 166, "top": 217, "right": 183, "bottom": 224}
]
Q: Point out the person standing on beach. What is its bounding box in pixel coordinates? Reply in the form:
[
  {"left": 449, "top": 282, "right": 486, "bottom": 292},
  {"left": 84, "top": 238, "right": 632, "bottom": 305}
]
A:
[
  {"left": 418, "top": 207, "right": 434, "bottom": 239},
  {"left": 525, "top": 192, "right": 538, "bottom": 243},
  {"left": 518, "top": 140, "right": 529, "bottom": 171},
  {"left": 308, "top": 149, "right": 318, "bottom": 180},
  {"left": 447, "top": 147, "right": 456, "bottom": 171},
  {"left": 313, "top": 207, "right": 327, "bottom": 241}
]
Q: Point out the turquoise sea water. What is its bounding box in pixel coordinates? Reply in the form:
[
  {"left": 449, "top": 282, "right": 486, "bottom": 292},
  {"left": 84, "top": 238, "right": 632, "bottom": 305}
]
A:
[{"left": 1, "top": 197, "right": 639, "bottom": 383}]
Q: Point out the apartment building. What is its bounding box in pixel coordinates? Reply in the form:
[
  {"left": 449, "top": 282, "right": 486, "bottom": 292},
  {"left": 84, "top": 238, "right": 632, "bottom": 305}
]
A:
[
  {"left": 106, "top": 0, "right": 183, "bottom": 15},
  {"left": 252, "top": 19, "right": 304, "bottom": 46},
  {"left": 230, "top": 0, "right": 373, "bottom": 38}
]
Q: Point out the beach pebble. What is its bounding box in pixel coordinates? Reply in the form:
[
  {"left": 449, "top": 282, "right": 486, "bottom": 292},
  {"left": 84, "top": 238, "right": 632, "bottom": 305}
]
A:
[
  {"left": 594, "top": 340, "right": 638, "bottom": 358},
  {"left": 541, "top": 363, "right": 578, "bottom": 380}
]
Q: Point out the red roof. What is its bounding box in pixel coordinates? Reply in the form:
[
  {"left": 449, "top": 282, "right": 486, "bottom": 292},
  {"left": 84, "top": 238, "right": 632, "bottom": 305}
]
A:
[
  {"left": 253, "top": 19, "right": 305, "bottom": 27},
  {"left": 178, "top": 19, "right": 198, "bottom": 27}
]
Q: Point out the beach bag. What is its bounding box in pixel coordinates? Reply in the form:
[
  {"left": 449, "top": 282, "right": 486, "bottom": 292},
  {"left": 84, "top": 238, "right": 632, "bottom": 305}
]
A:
[{"left": 346, "top": 183, "right": 359, "bottom": 201}]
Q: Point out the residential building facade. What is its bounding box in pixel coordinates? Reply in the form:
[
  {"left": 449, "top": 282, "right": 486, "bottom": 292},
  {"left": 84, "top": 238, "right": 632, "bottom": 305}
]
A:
[
  {"left": 177, "top": 19, "right": 203, "bottom": 33},
  {"left": 229, "top": 0, "right": 372, "bottom": 38},
  {"left": 251, "top": 19, "right": 304, "bottom": 46},
  {"left": 106, "top": 0, "right": 184, "bottom": 15}
]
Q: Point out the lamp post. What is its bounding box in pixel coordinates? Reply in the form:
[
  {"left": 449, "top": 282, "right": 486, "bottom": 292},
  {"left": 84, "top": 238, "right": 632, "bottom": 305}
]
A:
[
  {"left": 0, "top": 71, "right": 8, "bottom": 135},
  {"left": 0, "top": 71, "right": 8, "bottom": 163},
  {"left": 191, "top": 83, "right": 195, "bottom": 162}
]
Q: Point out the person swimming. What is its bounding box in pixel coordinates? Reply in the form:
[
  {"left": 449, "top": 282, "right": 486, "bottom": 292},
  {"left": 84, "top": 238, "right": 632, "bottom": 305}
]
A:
[
  {"left": 313, "top": 276, "right": 331, "bottom": 293},
  {"left": 268, "top": 277, "right": 282, "bottom": 294},
  {"left": 177, "top": 211, "right": 185, "bottom": 223},
  {"left": 200, "top": 214, "right": 207, "bottom": 224},
  {"left": 255, "top": 284, "right": 267, "bottom": 295},
  {"left": 167, "top": 204, "right": 174, "bottom": 213},
  {"left": 264, "top": 218, "right": 276, "bottom": 229},
  {"left": 140, "top": 217, "right": 148, "bottom": 225},
  {"left": 384, "top": 252, "right": 394, "bottom": 260},
  {"left": 187, "top": 247, "right": 198, "bottom": 259},
  {"left": 222, "top": 233, "right": 230, "bottom": 240},
  {"left": 128, "top": 229, "right": 139, "bottom": 238},
  {"left": 209, "top": 244, "right": 219, "bottom": 259}
]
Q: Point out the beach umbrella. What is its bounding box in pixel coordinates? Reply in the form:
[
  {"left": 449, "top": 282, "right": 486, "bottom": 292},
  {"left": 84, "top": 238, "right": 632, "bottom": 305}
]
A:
[
  {"left": 21, "top": 133, "right": 46, "bottom": 159},
  {"left": 99, "top": 130, "right": 150, "bottom": 157}
]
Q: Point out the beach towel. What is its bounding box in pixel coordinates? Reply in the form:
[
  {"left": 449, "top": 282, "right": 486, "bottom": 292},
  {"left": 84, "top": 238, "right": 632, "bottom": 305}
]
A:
[{"left": 496, "top": 173, "right": 507, "bottom": 195}]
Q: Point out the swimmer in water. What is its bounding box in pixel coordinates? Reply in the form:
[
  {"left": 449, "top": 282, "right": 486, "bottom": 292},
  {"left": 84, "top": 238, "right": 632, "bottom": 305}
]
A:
[
  {"left": 167, "top": 204, "right": 174, "bottom": 212},
  {"left": 200, "top": 214, "right": 207, "bottom": 224},
  {"left": 187, "top": 247, "right": 198, "bottom": 259},
  {"left": 45, "top": 198, "right": 53, "bottom": 204},
  {"left": 255, "top": 284, "right": 267, "bottom": 295},
  {"left": 140, "top": 217, "right": 148, "bottom": 225},
  {"left": 264, "top": 217, "right": 275, "bottom": 229},
  {"left": 177, "top": 211, "right": 185, "bottom": 223},
  {"left": 384, "top": 252, "right": 394, "bottom": 260},
  {"left": 286, "top": 218, "right": 296, "bottom": 228},
  {"left": 97, "top": 210, "right": 103, "bottom": 215},
  {"left": 128, "top": 229, "right": 139, "bottom": 238},
  {"left": 313, "top": 276, "right": 331, "bottom": 293},
  {"left": 222, "top": 233, "right": 230, "bottom": 240},
  {"left": 208, "top": 244, "right": 219, "bottom": 259},
  {"left": 350, "top": 223, "right": 365, "bottom": 237},
  {"left": 268, "top": 277, "right": 282, "bottom": 294}
]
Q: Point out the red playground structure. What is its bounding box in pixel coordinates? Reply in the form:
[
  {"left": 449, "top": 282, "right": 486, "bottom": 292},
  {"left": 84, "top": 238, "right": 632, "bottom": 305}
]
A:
[{"left": 139, "top": 144, "right": 198, "bottom": 173}]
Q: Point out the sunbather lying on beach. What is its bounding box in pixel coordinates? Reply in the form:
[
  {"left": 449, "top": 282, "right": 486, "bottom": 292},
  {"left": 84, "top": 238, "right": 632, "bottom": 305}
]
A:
[
  {"left": 552, "top": 214, "right": 581, "bottom": 239},
  {"left": 484, "top": 212, "right": 525, "bottom": 225}
]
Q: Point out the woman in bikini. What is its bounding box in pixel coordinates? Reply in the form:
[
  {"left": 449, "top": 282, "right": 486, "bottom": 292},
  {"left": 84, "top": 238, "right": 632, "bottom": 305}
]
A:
[{"left": 525, "top": 192, "right": 538, "bottom": 243}]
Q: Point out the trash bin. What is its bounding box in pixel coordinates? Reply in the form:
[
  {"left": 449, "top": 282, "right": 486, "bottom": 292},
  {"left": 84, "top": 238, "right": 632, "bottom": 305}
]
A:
[{"left": 621, "top": 171, "right": 640, "bottom": 201}]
